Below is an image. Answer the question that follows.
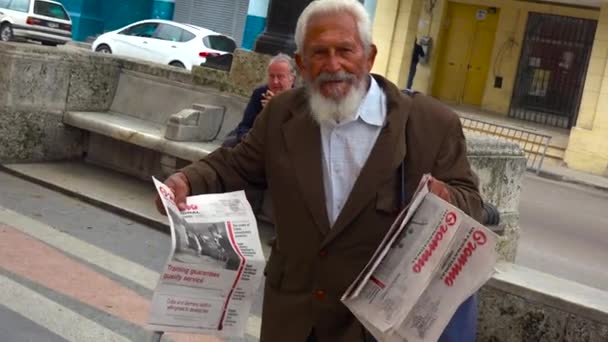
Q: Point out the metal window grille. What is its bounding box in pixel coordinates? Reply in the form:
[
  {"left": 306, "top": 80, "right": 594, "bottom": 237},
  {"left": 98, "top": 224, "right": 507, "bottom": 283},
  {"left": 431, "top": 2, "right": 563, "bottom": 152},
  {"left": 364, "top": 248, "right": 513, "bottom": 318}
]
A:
[{"left": 509, "top": 12, "right": 597, "bottom": 129}]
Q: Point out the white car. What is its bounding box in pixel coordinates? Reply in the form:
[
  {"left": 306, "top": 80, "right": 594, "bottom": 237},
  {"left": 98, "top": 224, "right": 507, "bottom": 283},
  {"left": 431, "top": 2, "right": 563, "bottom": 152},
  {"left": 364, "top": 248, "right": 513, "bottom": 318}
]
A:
[
  {"left": 0, "top": 0, "right": 72, "bottom": 46},
  {"left": 92, "top": 19, "right": 236, "bottom": 70}
]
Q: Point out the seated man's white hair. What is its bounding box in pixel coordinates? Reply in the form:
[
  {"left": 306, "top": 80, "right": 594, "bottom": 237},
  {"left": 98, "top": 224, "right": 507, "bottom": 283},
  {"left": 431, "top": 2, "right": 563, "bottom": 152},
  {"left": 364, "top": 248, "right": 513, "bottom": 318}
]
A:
[
  {"left": 268, "top": 53, "right": 296, "bottom": 77},
  {"left": 294, "top": 0, "right": 372, "bottom": 54}
]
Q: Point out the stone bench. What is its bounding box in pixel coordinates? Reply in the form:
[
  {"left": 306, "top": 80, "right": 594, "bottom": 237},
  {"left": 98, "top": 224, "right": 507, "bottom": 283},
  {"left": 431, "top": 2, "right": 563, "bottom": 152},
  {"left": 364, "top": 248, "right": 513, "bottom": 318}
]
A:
[
  {"left": 62, "top": 70, "right": 248, "bottom": 179},
  {"left": 65, "top": 104, "right": 224, "bottom": 162}
]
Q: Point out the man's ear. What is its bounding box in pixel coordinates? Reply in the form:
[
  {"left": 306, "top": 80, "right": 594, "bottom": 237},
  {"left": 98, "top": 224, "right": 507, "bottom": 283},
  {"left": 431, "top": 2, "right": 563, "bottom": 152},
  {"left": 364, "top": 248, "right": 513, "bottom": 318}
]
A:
[
  {"left": 295, "top": 53, "right": 306, "bottom": 76},
  {"left": 367, "top": 44, "right": 378, "bottom": 72}
]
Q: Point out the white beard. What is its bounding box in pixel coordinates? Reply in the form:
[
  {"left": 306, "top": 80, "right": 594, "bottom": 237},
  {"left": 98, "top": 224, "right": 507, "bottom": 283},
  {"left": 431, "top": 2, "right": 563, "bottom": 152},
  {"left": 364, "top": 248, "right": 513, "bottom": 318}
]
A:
[{"left": 307, "top": 74, "right": 368, "bottom": 126}]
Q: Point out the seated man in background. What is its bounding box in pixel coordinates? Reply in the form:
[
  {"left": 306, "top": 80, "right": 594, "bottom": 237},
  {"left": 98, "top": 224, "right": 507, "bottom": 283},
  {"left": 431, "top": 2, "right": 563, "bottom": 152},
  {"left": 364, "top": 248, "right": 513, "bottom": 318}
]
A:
[{"left": 222, "top": 53, "right": 296, "bottom": 147}]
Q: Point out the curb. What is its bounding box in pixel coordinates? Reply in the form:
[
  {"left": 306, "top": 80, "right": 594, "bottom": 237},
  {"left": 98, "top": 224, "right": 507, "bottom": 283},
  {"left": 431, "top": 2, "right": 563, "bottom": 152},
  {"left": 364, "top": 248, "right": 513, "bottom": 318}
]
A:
[
  {"left": 0, "top": 164, "right": 171, "bottom": 234},
  {"left": 533, "top": 169, "right": 608, "bottom": 193}
]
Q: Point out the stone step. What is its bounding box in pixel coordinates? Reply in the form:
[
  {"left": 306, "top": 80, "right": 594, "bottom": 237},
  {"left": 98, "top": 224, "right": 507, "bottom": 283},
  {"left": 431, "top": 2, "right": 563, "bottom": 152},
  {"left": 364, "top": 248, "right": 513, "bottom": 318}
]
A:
[{"left": 2, "top": 161, "right": 167, "bottom": 231}]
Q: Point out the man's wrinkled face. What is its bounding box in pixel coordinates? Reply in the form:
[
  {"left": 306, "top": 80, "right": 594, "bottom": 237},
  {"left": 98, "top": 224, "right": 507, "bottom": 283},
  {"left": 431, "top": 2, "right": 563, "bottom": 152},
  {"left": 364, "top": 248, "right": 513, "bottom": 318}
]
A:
[
  {"left": 295, "top": 12, "right": 376, "bottom": 100},
  {"left": 267, "top": 61, "right": 295, "bottom": 94}
]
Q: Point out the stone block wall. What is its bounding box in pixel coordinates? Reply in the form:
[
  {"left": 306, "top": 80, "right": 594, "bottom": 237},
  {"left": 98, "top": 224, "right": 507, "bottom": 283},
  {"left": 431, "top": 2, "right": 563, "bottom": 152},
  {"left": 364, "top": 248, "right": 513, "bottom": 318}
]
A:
[
  {"left": 467, "top": 134, "right": 527, "bottom": 262},
  {"left": 0, "top": 109, "right": 84, "bottom": 163},
  {"left": 478, "top": 264, "right": 608, "bottom": 342}
]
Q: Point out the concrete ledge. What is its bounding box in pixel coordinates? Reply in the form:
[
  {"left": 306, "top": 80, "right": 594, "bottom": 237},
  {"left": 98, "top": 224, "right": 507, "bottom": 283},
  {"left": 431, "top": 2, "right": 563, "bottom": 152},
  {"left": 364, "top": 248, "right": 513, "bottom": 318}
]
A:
[
  {"left": 479, "top": 262, "right": 608, "bottom": 341},
  {"left": 64, "top": 111, "right": 221, "bottom": 162},
  {"left": 490, "top": 263, "right": 608, "bottom": 326}
]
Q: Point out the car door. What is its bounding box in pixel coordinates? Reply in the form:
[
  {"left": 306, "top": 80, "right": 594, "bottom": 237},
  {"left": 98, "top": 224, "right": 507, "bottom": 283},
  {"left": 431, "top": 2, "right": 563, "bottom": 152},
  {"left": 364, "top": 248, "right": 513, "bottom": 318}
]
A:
[
  {"left": 1, "top": 0, "right": 31, "bottom": 26},
  {"left": 111, "top": 22, "right": 159, "bottom": 61},
  {"left": 149, "top": 23, "right": 186, "bottom": 64}
]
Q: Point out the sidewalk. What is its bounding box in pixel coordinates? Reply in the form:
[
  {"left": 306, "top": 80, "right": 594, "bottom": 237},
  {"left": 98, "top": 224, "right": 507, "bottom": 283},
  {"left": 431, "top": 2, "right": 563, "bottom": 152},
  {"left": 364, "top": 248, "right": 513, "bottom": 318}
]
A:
[{"left": 536, "top": 163, "right": 608, "bottom": 192}]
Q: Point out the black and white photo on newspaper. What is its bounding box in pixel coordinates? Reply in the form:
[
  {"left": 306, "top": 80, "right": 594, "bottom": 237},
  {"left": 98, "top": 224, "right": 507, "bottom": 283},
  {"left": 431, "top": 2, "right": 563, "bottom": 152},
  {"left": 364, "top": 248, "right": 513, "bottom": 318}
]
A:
[
  {"left": 147, "top": 178, "right": 266, "bottom": 338},
  {"left": 342, "top": 175, "right": 499, "bottom": 342}
]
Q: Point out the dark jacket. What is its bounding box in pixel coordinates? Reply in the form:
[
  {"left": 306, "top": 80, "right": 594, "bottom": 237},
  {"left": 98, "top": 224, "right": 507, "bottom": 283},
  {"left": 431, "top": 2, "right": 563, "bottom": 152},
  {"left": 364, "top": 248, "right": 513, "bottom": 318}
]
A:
[
  {"left": 181, "top": 74, "right": 482, "bottom": 342},
  {"left": 236, "top": 85, "right": 269, "bottom": 142}
]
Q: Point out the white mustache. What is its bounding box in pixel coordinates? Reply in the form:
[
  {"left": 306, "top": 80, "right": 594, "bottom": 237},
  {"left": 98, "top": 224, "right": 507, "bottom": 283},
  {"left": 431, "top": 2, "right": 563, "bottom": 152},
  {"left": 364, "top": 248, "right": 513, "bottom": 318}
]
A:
[{"left": 314, "top": 71, "right": 356, "bottom": 86}]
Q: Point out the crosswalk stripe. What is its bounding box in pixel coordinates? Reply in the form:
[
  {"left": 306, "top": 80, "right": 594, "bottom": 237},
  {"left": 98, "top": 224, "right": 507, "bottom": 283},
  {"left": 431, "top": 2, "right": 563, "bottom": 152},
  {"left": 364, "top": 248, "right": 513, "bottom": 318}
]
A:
[
  {"left": 0, "top": 207, "right": 159, "bottom": 289},
  {"left": 0, "top": 274, "right": 132, "bottom": 342},
  {"left": 0, "top": 207, "right": 262, "bottom": 338}
]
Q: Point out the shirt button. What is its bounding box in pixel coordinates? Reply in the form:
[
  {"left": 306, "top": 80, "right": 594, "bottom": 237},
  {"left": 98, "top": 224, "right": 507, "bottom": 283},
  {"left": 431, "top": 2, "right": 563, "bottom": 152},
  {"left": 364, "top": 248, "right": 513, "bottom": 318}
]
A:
[
  {"left": 314, "top": 290, "right": 326, "bottom": 300},
  {"left": 319, "top": 250, "right": 328, "bottom": 257}
]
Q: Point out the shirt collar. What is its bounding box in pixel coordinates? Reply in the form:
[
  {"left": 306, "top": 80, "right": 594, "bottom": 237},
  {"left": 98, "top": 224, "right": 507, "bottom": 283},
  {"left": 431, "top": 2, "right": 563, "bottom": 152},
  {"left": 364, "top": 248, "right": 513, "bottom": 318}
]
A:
[{"left": 354, "top": 76, "right": 386, "bottom": 127}]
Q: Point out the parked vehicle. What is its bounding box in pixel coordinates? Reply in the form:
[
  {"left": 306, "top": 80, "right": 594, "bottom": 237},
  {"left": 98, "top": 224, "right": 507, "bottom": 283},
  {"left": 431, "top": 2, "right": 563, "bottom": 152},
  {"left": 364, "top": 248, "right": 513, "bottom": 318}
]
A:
[
  {"left": 0, "top": 0, "right": 72, "bottom": 46},
  {"left": 91, "top": 19, "right": 237, "bottom": 70}
]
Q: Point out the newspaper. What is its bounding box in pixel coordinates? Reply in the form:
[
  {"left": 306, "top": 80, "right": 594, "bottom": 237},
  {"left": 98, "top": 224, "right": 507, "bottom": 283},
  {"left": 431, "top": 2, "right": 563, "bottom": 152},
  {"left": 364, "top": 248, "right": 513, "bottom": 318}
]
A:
[
  {"left": 342, "top": 175, "right": 498, "bottom": 341},
  {"left": 147, "top": 178, "right": 266, "bottom": 338}
]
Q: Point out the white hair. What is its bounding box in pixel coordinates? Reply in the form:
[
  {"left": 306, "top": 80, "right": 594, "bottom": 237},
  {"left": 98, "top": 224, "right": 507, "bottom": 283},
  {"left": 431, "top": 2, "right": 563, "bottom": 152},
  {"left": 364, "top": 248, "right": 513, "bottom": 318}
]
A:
[
  {"left": 268, "top": 53, "right": 296, "bottom": 76},
  {"left": 295, "top": 0, "right": 372, "bottom": 54}
]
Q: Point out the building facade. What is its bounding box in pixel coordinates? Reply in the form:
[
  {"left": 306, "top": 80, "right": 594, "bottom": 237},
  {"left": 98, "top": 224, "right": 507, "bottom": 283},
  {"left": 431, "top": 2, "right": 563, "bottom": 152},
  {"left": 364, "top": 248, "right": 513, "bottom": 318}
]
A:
[
  {"left": 173, "top": 0, "right": 249, "bottom": 48},
  {"left": 58, "top": 0, "right": 174, "bottom": 41},
  {"left": 371, "top": 0, "right": 608, "bottom": 176}
]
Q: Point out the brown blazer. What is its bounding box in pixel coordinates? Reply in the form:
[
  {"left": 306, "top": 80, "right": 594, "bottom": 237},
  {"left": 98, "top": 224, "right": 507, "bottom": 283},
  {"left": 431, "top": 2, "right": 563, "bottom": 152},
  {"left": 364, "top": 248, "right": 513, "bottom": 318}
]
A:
[{"left": 181, "top": 75, "right": 482, "bottom": 342}]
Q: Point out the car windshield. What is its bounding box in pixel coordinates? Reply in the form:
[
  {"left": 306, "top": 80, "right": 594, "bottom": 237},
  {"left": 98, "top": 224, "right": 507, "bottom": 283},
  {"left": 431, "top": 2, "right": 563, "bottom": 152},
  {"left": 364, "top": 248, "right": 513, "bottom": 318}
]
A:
[
  {"left": 34, "top": 0, "right": 69, "bottom": 20},
  {"left": 204, "top": 35, "right": 236, "bottom": 53}
]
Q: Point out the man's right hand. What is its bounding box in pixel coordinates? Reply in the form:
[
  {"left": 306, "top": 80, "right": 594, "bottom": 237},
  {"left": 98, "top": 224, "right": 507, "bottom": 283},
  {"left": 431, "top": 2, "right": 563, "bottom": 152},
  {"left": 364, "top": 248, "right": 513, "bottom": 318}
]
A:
[
  {"left": 155, "top": 172, "right": 191, "bottom": 215},
  {"left": 261, "top": 90, "right": 275, "bottom": 108}
]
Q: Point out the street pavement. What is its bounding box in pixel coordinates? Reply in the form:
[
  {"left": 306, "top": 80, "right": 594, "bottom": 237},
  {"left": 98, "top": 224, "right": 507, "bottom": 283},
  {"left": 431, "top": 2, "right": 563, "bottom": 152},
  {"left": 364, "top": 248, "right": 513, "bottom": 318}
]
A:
[
  {"left": 517, "top": 174, "right": 608, "bottom": 291},
  {"left": 0, "top": 171, "right": 264, "bottom": 342}
]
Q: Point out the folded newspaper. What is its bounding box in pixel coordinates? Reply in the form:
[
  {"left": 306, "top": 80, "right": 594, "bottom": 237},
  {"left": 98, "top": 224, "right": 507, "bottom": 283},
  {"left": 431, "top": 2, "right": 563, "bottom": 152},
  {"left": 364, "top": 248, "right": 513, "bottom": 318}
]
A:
[
  {"left": 147, "top": 178, "right": 266, "bottom": 337},
  {"left": 342, "top": 174, "right": 499, "bottom": 342}
]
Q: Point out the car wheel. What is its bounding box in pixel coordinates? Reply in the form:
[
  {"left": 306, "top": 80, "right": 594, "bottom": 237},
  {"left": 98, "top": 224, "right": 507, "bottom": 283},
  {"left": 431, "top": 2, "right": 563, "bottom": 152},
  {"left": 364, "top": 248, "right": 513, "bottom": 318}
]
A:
[
  {"left": 0, "top": 23, "right": 13, "bottom": 42},
  {"left": 95, "top": 44, "right": 112, "bottom": 54},
  {"left": 169, "top": 61, "right": 185, "bottom": 69}
]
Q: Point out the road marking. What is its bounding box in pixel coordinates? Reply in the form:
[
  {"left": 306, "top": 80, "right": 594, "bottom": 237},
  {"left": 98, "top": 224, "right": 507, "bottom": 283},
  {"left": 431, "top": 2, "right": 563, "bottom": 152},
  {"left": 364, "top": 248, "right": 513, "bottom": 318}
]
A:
[
  {"left": 0, "top": 274, "right": 132, "bottom": 342},
  {"left": 0, "top": 207, "right": 262, "bottom": 338},
  {"left": 0, "top": 206, "right": 159, "bottom": 289}
]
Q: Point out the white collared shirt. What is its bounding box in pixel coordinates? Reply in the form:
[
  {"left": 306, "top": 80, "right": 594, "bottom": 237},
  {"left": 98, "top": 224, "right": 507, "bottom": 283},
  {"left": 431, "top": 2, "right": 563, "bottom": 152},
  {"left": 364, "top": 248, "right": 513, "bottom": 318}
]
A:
[{"left": 320, "top": 77, "right": 387, "bottom": 226}]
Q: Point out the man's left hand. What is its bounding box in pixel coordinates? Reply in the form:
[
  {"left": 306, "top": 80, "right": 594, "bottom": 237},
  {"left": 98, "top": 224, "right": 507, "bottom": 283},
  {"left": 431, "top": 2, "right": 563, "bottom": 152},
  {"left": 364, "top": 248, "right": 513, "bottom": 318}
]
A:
[{"left": 428, "top": 176, "right": 451, "bottom": 203}]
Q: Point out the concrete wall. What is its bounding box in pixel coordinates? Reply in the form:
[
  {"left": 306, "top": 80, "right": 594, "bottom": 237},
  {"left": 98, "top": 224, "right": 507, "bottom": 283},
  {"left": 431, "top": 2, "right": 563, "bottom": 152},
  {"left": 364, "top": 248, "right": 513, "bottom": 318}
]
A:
[
  {"left": 371, "top": 0, "right": 423, "bottom": 88},
  {"left": 479, "top": 263, "right": 608, "bottom": 342},
  {"left": 0, "top": 42, "right": 122, "bottom": 163},
  {"left": 565, "top": 4, "right": 608, "bottom": 176}
]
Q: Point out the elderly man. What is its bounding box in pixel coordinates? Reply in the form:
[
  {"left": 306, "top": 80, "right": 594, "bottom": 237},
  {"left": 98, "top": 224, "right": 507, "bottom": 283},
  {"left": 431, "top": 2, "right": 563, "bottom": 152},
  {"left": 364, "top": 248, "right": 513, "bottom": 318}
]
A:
[
  {"left": 157, "top": 0, "right": 482, "bottom": 341},
  {"left": 222, "top": 53, "right": 296, "bottom": 147}
]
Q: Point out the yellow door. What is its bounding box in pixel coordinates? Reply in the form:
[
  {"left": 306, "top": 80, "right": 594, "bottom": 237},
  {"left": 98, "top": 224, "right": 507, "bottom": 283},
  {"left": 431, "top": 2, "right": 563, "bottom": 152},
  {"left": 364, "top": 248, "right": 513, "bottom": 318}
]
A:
[
  {"left": 462, "top": 7, "right": 500, "bottom": 105},
  {"left": 433, "top": 3, "right": 499, "bottom": 106}
]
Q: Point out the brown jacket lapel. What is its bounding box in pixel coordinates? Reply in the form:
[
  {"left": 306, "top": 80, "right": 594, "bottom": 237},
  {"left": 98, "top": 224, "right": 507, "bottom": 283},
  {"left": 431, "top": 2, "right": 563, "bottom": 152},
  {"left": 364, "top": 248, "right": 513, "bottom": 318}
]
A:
[
  {"left": 282, "top": 93, "right": 331, "bottom": 236},
  {"left": 322, "top": 76, "right": 413, "bottom": 247}
]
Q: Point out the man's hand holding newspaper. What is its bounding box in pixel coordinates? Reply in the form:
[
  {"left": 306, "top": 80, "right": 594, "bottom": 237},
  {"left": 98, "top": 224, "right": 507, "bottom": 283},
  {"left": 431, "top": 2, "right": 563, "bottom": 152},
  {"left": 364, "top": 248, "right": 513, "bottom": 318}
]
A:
[
  {"left": 342, "top": 175, "right": 498, "bottom": 342},
  {"left": 148, "top": 178, "right": 266, "bottom": 338}
]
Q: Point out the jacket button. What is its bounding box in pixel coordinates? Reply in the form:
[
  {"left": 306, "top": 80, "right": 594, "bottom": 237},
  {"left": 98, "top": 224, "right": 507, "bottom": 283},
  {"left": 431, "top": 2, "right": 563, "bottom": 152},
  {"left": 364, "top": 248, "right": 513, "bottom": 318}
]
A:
[
  {"left": 319, "top": 250, "right": 328, "bottom": 257},
  {"left": 314, "top": 290, "right": 326, "bottom": 300}
]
